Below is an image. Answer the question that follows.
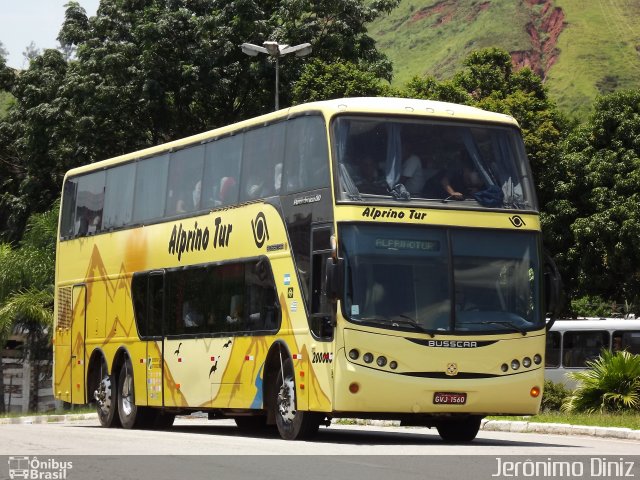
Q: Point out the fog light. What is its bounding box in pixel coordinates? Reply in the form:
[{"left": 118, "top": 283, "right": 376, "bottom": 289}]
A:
[
  {"left": 522, "top": 357, "right": 532, "bottom": 368},
  {"left": 348, "top": 349, "right": 359, "bottom": 360},
  {"left": 501, "top": 363, "right": 509, "bottom": 372},
  {"left": 349, "top": 382, "right": 360, "bottom": 394},
  {"left": 376, "top": 356, "right": 387, "bottom": 367},
  {"left": 530, "top": 386, "right": 541, "bottom": 398},
  {"left": 363, "top": 353, "right": 374, "bottom": 364},
  {"left": 389, "top": 361, "right": 398, "bottom": 370},
  {"left": 533, "top": 354, "right": 542, "bottom": 365},
  {"left": 511, "top": 359, "right": 520, "bottom": 370}
]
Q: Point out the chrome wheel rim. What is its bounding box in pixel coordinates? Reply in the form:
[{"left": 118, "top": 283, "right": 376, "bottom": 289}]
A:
[{"left": 277, "top": 377, "right": 296, "bottom": 423}]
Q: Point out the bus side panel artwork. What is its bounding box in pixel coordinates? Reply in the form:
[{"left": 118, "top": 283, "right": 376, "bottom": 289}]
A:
[{"left": 71, "top": 285, "right": 86, "bottom": 404}]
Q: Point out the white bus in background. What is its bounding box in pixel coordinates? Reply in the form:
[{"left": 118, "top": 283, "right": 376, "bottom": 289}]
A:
[{"left": 545, "top": 317, "right": 640, "bottom": 387}]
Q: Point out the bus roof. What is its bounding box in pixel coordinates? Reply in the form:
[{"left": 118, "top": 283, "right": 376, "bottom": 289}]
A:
[
  {"left": 63, "top": 96, "right": 520, "bottom": 179},
  {"left": 550, "top": 317, "right": 640, "bottom": 332}
]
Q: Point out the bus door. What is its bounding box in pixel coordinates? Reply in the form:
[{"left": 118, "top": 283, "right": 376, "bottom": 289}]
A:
[
  {"left": 308, "top": 225, "right": 335, "bottom": 411},
  {"left": 146, "top": 271, "right": 164, "bottom": 407},
  {"left": 70, "top": 284, "right": 86, "bottom": 403}
]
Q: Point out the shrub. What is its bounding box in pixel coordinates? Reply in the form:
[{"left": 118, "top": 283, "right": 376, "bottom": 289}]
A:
[
  {"left": 541, "top": 380, "right": 571, "bottom": 412},
  {"left": 563, "top": 350, "right": 640, "bottom": 413}
]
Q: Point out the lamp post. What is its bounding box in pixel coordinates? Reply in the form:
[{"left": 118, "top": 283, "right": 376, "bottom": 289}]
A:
[{"left": 241, "top": 41, "right": 312, "bottom": 111}]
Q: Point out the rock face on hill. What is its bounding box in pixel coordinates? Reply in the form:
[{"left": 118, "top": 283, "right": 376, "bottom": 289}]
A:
[{"left": 511, "top": 0, "right": 566, "bottom": 80}]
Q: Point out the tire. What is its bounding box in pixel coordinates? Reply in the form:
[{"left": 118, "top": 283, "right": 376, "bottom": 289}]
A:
[
  {"left": 273, "top": 358, "right": 320, "bottom": 440},
  {"left": 117, "top": 361, "right": 143, "bottom": 429},
  {"left": 436, "top": 416, "right": 482, "bottom": 443},
  {"left": 95, "top": 365, "right": 120, "bottom": 428}
]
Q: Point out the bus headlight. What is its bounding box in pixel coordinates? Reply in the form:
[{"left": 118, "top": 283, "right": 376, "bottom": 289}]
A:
[
  {"left": 511, "top": 359, "right": 520, "bottom": 370},
  {"left": 522, "top": 357, "right": 532, "bottom": 368},
  {"left": 348, "top": 349, "right": 360, "bottom": 360},
  {"left": 376, "top": 356, "right": 387, "bottom": 367},
  {"left": 363, "top": 353, "right": 374, "bottom": 364},
  {"left": 533, "top": 354, "right": 542, "bottom": 365}
]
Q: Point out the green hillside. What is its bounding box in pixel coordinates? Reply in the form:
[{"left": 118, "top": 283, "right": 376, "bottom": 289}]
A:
[{"left": 369, "top": 0, "right": 640, "bottom": 118}]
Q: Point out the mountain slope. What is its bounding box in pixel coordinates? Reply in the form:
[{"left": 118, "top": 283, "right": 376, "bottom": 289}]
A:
[{"left": 369, "top": 0, "right": 640, "bottom": 117}]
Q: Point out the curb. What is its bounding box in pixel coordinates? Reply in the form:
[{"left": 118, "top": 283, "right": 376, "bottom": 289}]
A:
[
  {"left": 481, "top": 419, "right": 640, "bottom": 440},
  {"left": 0, "top": 412, "right": 98, "bottom": 425},
  {"left": 2, "top": 414, "right": 639, "bottom": 441}
]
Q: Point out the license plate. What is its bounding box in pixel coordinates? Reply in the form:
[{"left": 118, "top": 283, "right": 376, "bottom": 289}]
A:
[{"left": 433, "top": 392, "right": 467, "bottom": 405}]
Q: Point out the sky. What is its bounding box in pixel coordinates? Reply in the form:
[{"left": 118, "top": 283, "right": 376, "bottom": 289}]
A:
[{"left": 0, "top": 0, "right": 100, "bottom": 69}]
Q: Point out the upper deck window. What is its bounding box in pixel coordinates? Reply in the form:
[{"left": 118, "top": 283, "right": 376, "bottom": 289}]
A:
[{"left": 333, "top": 116, "right": 537, "bottom": 210}]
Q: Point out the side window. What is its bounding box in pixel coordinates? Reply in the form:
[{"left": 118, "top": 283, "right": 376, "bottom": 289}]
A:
[
  {"left": 245, "top": 259, "right": 280, "bottom": 331},
  {"left": 103, "top": 163, "right": 135, "bottom": 229},
  {"left": 545, "top": 331, "right": 561, "bottom": 368},
  {"left": 202, "top": 135, "right": 243, "bottom": 208},
  {"left": 132, "top": 272, "right": 164, "bottom": 338},
  {"left": 562, "top": 331, "right": 609, "bottom": 368},
  {"left": 284, "top": 116, "right": 330, "bottom": 193},
  {"left": 165, "top": 144, "right": 205, "bottom": 216},
  {"left": 60, "top": 179, "right": 78, "bottom": 239},
  {"left": 133, "top": 153, "right": 169, "bottom": 223},
  {"left": 75, "top": 171, "right": 106, "bottom": 236},
  {"left": 162, "top": 260, "right": 280, "bottom": 337},
  {"left": 131, "top": 273, "right": 148, "bottom": 337},
  {"left": 613, "top": 330, "right": 640, "bottom": 354},
  {"left": 240, "top": 123, "right": 285, "bottom": 201}
]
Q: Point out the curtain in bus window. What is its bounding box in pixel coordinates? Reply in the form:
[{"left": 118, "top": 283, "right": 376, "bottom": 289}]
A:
[
  {"left": 202, "top": 135, "right": 243, "bottom": 208},
  {"left": 132, "top": 154, "right": 169, "bottom": 223},
  {"left": 74, "top": 171, "right": 106, "bottom": 236},
  {"left": 384, "top": 123, "right": 401, "bottom": 188},
  {"left": 102, "top": 164, "right": 135, "bottom": 229},
  {"left": 165, "top": 145, "right": 205, "bottom": 216},
  {"left": 283, "top": 116, "right": 330, "bottom": 194},
  {"left": 240, "top": 123, "right": 285, "bottom": 201}
]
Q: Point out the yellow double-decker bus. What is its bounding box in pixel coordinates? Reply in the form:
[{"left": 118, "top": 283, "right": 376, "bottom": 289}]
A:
[{"left": 54, "top": 97, "right": 554, "bottom": 441}]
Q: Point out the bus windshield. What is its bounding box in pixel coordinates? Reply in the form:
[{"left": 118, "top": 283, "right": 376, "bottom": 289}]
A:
[
  {"left": 333, "top": 116, "right": 536, "bottom": 209},
  {"left": 340, "top": 224, "right": 542, "bottom": 334}
]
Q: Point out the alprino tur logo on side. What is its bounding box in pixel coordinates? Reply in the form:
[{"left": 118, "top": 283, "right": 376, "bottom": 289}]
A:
[
  {"left": 8, "top": 456, "right": 73, "bottom": 479},
  {"left": 251, "top": 212, "right": 269, "bottom": 248}
]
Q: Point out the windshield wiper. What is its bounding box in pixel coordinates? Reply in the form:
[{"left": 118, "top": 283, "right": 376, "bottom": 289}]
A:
[
  {"left": 459, "top": 321, "right": 527, "bottom": 336},
  {"left": 357, "top": 315, "right": 433, "bottom": 336}
]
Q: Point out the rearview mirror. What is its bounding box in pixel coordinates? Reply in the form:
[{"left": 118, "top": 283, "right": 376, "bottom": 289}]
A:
[
  {"left": 325, "top": 257, "right": 344, "bottom": 302},
  {"left": 543, "top": 251, "right": 563, "bottom": 331}
]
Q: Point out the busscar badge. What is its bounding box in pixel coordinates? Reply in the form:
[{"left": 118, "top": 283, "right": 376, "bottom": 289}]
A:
[{"left": 446, "top": 362, "right": 459, "bottom": 376}]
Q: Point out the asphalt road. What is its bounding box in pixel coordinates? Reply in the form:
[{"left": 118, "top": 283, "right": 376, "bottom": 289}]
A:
[{"left": 1, "top": 417, "right": 639, "bottom": 480}]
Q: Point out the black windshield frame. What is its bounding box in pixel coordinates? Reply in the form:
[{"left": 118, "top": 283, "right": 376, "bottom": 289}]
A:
[{"left": 339, "top": 224, "right": 544, "bottom": 335}]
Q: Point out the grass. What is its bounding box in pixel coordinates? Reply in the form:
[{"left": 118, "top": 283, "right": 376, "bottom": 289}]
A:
[
  {"left": 368, "top": 0, "right": 640, "bottom": 119},
  {"left": 489, "top": 412, "right": 640, "bottom": 430}
]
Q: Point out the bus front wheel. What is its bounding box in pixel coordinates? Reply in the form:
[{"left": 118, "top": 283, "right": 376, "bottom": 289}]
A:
[
  {"left": 436, "top": 416, "right": 483, "bottom": 443},
  {"left": 273, "top": 358, "right": 320, "bottom": 440}
]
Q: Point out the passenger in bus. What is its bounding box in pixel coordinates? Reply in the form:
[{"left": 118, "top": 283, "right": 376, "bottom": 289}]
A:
[
  {"left": 218, "top": 176, "right": 237, "bottom": 205},
  {"left": 183, "top": 300, "right": 203, "bottom": 328},
  {"left": 353, "top": 156, "right": 387, "bottom": 195},
  {"left": 176, "top": 180, "right": 202, "bottom": 213}
]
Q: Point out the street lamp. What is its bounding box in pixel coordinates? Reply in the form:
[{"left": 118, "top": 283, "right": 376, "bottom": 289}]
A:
[{"left": 241, "top": 41, "right": 312, "bottom": 111}]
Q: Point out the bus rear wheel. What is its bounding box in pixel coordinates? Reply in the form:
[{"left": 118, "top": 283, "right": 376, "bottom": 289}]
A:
[
  {"left": 95, "top": 371, "right": 120, "bottom": 428},
  {"left": 273, "top": 358, "right": 320, "bottom": 440},
  {"left": 436, "top": 416, "right": 483, "bottom": 443},
  {"left": 117, "top": 361, "right": 144, "bottom": 429}
]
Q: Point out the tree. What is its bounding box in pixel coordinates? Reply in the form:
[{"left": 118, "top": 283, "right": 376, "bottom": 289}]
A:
[
  {"left": 292, "top": 59, "right": 391, "bottom": 103},
  {"left": 0, "top": 206, "right": 57, "bottom": 413},
  {"left": 546, "top": 90, "right": 640, "bottom": 306},
  {"left": 21, "top": 41, "right": 41, "bottom": 67},
  {"left": 0, "top": 41, "right": 8, "bottom": 60},
  {"left": 563, "top": 350, "right": 640, "bottom": 413},
  {"left": 0, "top": 0, "right": 400, "bottom": 243}
]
